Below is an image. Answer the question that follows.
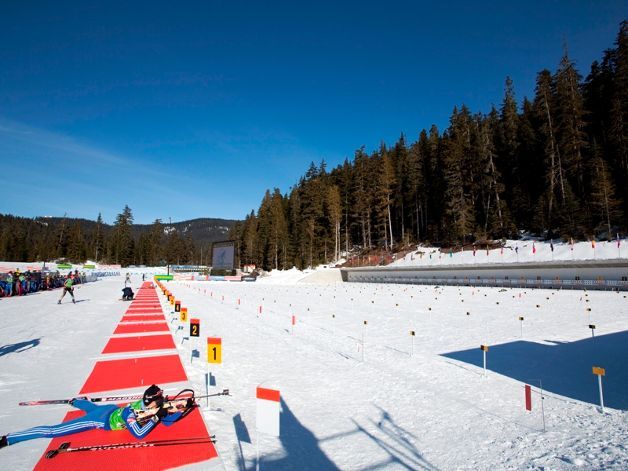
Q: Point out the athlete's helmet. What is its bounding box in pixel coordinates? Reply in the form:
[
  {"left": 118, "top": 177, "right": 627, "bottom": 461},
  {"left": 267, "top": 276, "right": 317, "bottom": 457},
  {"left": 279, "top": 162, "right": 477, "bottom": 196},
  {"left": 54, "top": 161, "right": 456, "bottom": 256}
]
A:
[{"left": 143, "top": 384, "right": 164, "bottom": 407}]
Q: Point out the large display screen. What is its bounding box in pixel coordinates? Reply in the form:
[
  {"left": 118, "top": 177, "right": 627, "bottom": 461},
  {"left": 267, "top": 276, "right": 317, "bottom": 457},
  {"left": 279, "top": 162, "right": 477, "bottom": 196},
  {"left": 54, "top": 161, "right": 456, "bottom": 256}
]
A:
[{"left": 212, "top": 241, "right": 235, "bottom": 270}]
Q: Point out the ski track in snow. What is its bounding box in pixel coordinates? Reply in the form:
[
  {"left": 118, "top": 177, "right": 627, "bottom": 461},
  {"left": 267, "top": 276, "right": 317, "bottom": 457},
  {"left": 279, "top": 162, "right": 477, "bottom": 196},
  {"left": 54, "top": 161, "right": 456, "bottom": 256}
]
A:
[{"left": 0, "top": 248, "right": 626, "bottom": 470}]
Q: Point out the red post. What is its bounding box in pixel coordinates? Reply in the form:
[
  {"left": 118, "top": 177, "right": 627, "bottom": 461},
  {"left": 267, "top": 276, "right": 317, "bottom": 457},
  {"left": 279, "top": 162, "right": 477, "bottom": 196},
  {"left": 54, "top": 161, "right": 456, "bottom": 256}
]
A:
[{"left": 525, "top": 384, "right": 532, "bottom": 411}]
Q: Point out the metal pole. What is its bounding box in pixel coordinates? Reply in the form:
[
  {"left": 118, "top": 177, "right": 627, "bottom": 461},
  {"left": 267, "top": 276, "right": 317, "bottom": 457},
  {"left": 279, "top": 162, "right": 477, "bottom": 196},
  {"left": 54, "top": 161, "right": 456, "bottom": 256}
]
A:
[
  {"left": 362, "top": 327, "right": 365, "bottom": 362},
  {"left": 540, "top": 379, "right": 546, "bottom": 432},
  {"left": 483, "top": 349, "right": 487, "bottom": 377},
  {"left": 206, "top": 364, "right": 210, "bottom": 408},
  {"left": 256, "top": 429, "right": 260, "bottom": 471},
  {"left": 598, "top": 375, "right": 605, "bottom": 413}
]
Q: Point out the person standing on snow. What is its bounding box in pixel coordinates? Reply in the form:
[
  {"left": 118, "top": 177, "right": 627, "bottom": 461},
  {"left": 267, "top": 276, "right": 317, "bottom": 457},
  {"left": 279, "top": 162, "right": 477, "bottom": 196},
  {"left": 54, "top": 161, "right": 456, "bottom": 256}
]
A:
[
  {"left": 58, "top": 274, "right": 75, "bottom": 304},
  {"left": 0, "top": 385, "right": 193, "bottom": 449}
]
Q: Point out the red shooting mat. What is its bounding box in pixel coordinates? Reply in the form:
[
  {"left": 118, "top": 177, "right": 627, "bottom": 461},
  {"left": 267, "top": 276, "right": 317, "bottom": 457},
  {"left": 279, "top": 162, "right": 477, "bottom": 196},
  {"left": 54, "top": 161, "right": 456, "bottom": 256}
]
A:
[
  {"left": 113, "top": 323, "right": 169, "bottom": 335},
  {"left": 120, "top": 315, "right": 166, "bottom": 323},
  {"left": 80, "top": 355, "right": 187, "bottom": 394},
  {"left": 126, "top": 307, "right": 163, "bottom": 314},
  {"left": 102, "top": 335, "right": 175, "bottom": 354},
  {"left": 34, "top": 408, "right": 217, "bottom": 470}
]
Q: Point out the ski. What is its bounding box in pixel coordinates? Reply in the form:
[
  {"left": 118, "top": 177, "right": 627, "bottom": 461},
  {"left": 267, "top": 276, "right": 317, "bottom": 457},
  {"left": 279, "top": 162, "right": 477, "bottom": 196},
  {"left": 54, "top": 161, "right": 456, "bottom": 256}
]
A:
[
  {"left": 20, "top": 389, "right": 229, "bottom": 406},
  {"left": 45, "top": 435, "right": 216, "bottom": 459},
  {"left": 19, "top": 395, "right": 141, "bottom": 406}
]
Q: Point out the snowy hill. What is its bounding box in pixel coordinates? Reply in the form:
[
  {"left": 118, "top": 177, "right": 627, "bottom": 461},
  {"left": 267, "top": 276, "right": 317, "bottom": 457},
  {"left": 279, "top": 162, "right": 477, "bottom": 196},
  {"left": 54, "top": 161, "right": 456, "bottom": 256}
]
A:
[{"left": 391, "top": 239, "right": 627, "bottom": 267}]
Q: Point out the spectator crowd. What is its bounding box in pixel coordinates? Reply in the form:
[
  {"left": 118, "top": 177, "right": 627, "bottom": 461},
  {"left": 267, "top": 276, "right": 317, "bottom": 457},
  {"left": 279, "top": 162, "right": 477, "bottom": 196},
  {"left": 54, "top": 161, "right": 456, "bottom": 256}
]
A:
[{"left": 0, "top": 269, "right": 87, "bottom": 298}]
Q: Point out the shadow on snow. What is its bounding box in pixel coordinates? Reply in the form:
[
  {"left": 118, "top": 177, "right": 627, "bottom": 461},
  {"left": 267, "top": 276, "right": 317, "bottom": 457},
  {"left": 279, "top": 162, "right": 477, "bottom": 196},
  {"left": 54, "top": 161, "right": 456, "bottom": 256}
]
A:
[
  {"left": 441, "top": 330, "right": 628, "bottom": 410},
  {"left": 0, "top": 338, "right": 41, "bottom": 357},
  {"left": 235, "top": 398, "right": 437, "bottom": 470}
]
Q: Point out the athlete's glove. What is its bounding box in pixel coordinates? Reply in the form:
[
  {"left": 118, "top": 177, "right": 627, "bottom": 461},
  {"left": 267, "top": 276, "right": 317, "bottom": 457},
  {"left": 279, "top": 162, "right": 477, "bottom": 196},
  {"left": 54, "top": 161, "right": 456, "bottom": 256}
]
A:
[
  {"left": 185, "top": 398, "right": 194, "bottom": 409},
  {"left": 156, "top": 407, "right": 169, "bottom": 419}
]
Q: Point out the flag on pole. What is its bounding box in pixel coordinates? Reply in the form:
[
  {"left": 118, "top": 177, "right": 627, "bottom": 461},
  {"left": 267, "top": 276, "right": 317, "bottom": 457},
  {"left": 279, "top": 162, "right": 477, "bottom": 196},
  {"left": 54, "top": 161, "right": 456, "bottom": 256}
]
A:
[
  {"left": 570, "top": 238, "right": 574, "bottom": 251},
  {"left": 486, "top": 246, "right": 489, "bottom": 256},
  {"left": 449, "top": 249, "right": 453, "bottom": 258},
  {"left": 500, "top": 247, "right": 503, "bottom": 255},
  {"left": 473, "top": 246, "right": 476, "bottom": 256},
  {"left": 532, "top": 242, "right": 536, "bottom": 254},
  {"left": 550, "top": 240, "right": 554, "bottom": 252},
  {"left": 617, "top": 234, "right": 621, "bottom": 248},
  {"left": 592, "top": 239, "right": 596, "bottom": 249}
]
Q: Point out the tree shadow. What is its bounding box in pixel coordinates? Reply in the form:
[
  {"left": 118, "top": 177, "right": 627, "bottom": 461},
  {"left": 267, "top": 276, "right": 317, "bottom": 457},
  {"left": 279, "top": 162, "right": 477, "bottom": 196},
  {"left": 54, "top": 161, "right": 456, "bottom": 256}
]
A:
[
  {"left": 0, "top": 338, "right": 41, "bottom": 357},
  {"left": 350, "top": 405, "right": 439, "bottom": 470},
  {"left": 441, "top": 330, "right": 628, "bottom": 410}
]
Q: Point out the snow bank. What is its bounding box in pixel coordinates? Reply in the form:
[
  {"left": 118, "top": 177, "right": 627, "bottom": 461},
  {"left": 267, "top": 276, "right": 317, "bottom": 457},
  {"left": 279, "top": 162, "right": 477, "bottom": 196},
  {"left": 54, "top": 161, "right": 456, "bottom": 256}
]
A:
[{"left": 392, "top": 239, "right": 627, "bottom": 267}]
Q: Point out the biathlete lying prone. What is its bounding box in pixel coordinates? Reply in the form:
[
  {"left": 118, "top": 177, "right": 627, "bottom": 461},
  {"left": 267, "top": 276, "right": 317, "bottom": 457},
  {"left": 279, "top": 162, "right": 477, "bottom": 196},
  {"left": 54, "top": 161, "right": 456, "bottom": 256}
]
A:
[{"left": 0, "top": 385, "right": 194, "bottom": 449}]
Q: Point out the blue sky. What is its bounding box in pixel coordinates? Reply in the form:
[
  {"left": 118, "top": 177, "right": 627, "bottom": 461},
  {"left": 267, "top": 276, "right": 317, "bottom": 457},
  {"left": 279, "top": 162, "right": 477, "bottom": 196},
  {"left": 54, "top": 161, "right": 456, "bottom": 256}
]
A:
[{"left": 0, "top": 1, "right": 625, "bottom": 224}]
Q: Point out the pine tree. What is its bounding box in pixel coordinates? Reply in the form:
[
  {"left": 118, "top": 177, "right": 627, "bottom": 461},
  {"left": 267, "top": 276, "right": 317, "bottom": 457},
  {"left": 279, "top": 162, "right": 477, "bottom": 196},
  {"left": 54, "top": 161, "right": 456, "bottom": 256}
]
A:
[
  {"left": 92, "top": 213, "right": 105, "bottom": 262},
  {"left": 240, "top": 211, "right": 258, "bottom": 266},
  {"left": 338, "top": 159, "right": 353, "bottom": 255},
  {"left": 425, "top": 125, "right": 444, "bottom": 241},
  {"left": 443, "top": 106, "right": 475, "bottom": 242},
  {"left": 555, "top": 51, "right": 588, "bottom": 230},
  {"left": 407, "top": 135, "right": 426, "bottom": 241},
  {"left": 589, "top": 142, "right": 623, "bottom": 236},
  {"left": 514, "top": 98, "right": 541, "bottom": 229},
  {"left": 67, "top": 222, "right": 85, "bottom": 262},
  {"left": 498, "top": 77, "right": 520, "bottom": 224},
  {"left": 326, "top": 184, "right": 342, "bottom": 261},
  {"left": 55, "top": 214, "right": 69, "bottom": 260},
  {"left": 112, "top": 205, "right": 135, "bottom": 266},
  {"left": 534, "top": 69, "right": 566, "bottom": 232},
  {"left": 353, "top": 147, "right": 373, "bottom": 250},
  {"left": 392, "top": 134, "right": 410, "bottom": 245},
  {"left": 374, "top": 144, "right": 395, "bottom": 250},
  {"left": 269, "top": 189, "right": 289, "bottom": 269},
  {"left": 475, "top": 113, "right": 507, "bottom": 237}
]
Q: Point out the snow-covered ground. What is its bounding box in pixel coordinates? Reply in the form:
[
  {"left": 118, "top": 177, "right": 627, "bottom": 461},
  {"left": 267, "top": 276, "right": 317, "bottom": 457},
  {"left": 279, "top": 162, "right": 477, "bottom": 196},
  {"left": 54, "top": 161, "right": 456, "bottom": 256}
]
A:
[{"left": 1, "top": 265, "right": 626, "bottom": 470}]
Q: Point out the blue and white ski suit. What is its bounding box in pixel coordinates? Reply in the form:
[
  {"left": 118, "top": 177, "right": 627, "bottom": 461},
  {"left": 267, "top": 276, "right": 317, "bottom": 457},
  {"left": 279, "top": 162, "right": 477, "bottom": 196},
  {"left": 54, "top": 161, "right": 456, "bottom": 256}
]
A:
[{"left": 7, "top": 399, "right": 181, "bottom": 445}]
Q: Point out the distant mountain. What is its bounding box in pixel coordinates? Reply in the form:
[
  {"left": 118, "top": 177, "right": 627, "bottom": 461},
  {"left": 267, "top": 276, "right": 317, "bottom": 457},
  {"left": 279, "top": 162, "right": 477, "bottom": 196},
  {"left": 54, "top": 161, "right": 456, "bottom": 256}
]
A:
[
  {"left": 30, "top": 216, "right": 238, "bottom": 246},
  {"left": 134, "top": 218, "right": 237, "bottom": 246},
  {"left": 0, "top": 213, "right": 240, "bottom": 264}
]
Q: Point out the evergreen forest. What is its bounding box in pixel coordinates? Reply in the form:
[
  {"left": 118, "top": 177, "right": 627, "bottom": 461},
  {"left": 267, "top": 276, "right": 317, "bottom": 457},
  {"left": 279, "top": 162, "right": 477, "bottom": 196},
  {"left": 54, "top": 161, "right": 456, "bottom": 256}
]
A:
[{"left": 234, "top": 22, "right": 628, "bottom": 270}]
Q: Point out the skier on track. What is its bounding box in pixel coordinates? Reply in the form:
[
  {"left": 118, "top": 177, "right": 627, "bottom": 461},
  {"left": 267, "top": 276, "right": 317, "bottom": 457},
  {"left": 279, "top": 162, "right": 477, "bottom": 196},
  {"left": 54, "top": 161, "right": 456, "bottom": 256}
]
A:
[
  {"left": 0, "top": 385, "right": 193, "bottom": 449},
  {"left": 57, "top": 274, "right": 76, "bottom": 304}
]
